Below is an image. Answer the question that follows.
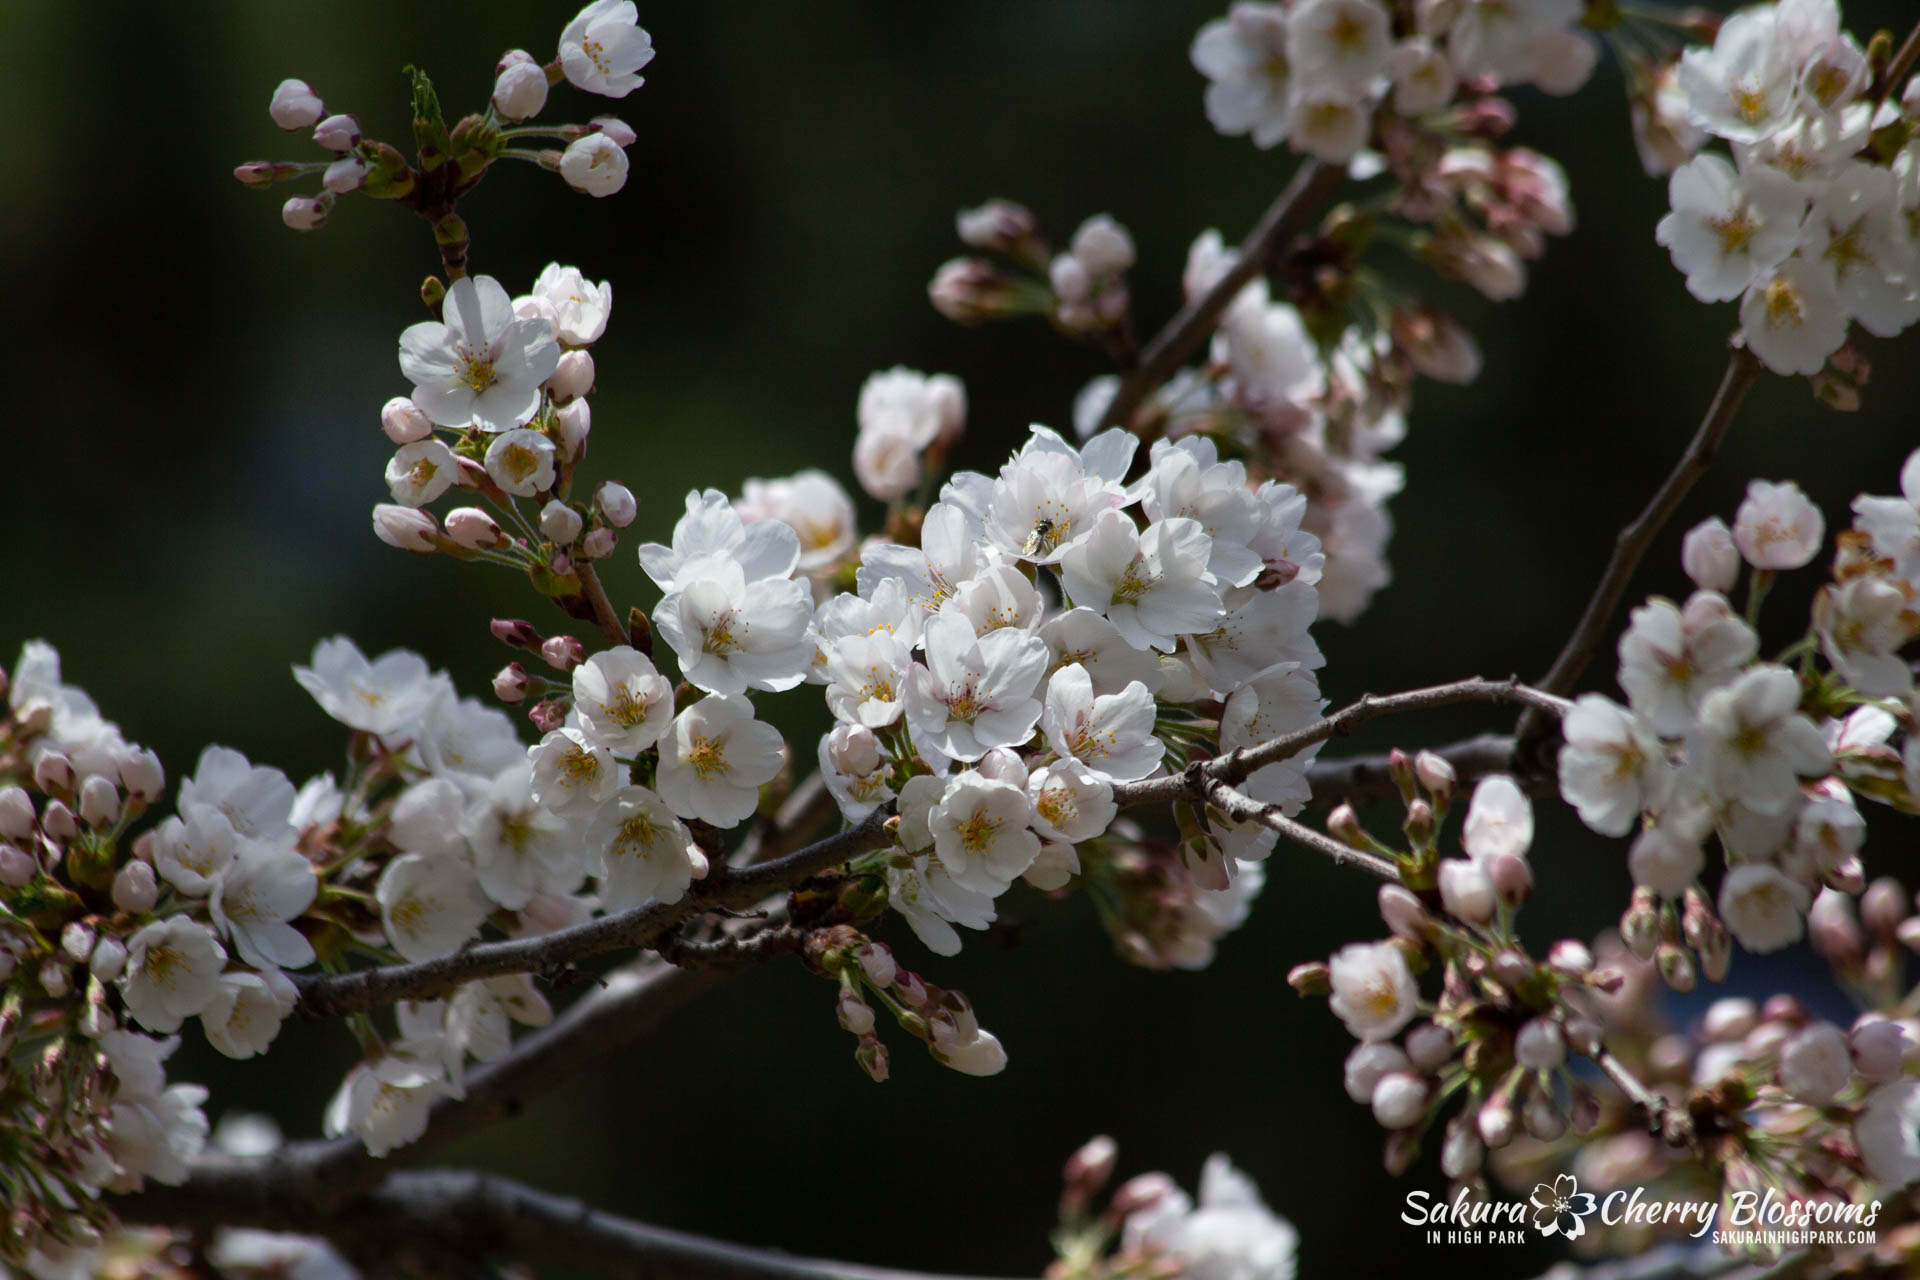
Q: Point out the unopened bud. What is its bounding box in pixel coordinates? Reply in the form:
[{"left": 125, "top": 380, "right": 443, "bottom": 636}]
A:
[
  {"left": 281, "top": 194, "right": 333, "bottom": 232},
  {"left": 1378, "top": 884, "right": 1430, "bottom": 941},
  {"left": 1515, "top": 1018, "right": 1565, "bottom": 1070},
  {"left": 113, "top": 860, "right": 159, "bottom": 913},
  {"left": 929, "top": 257, "right": 1034, "bottom": 325},
  {"left": 90, "top": 937, "right": 127, "bottom": 982},
  {"left": 1477, "top": 1094, "right": 1516, "bottom": 1149},
  {"left": 1286, "top": 961, "right": 1331, "bottom": 996},
  {"left": 373, "top": 503, "right": 439, "bottom": 553},
  {"left": 312, "top": 113, "right": 361, "bottom": 151},
  {"left": 1487, "top": 852, "right": 1531, "bottom": 907},
  {"left": 1413, "top": 750, "right": 1456, "bottom": 801},
  {"left": 1547, "top": 939, "right": 1592, "bottom": 975},
  {"left": 0, "top": 788, "right": 34, "bottom": 840},
  {"left": 855, "top": 1035, "right": 889, "bottom": 1082},
  {"left": 117, "top": 748, "right": 165, "bottom": 803},
  {"left": 1329, "top": 803, "right": 1369, "bottom": 849},
  {"left": 1681, "top": 517, "right": 1740, "bottom": 594},
  {"left": 493, "top": 663, "right": 530, "bottom": 704},
  {"left": 444, "top": 507, "right": 506, "bottom": 552},
  {"left": 1440, "top": 1120, "right": 1484, "bottom": 1179},
  {"left": 589, "top": 115, "right": 637, "bottom": 147},
  {"left": 1438, "top": 858, "right": 1494, "bottom": 924},
  {"left": 554, "top": 399, "right": 591, "bottom": 462},
  {"left": 1808, "top": 888, "right": 1864, "bottom": 970},
  {"left": 40, "top": 800, "right": 77, "bottom": 841},
  {"left": 856, "top": 943, "right": 896, "bottom": 988},
  {"left": 539, "top": 501, "right": 584, "bottom": 545},
  {"left": 836, "top": 988, "right": 875, "bottom": 1036},
  {"left": 528, "top": 699, "right": 567, "bottom": 734},
  {"left": 1852, "top": 1018, "right": 1908, "bottom": 1083},
  {"left": 491, "top": 619, "right": 543, "bottom": 650},
  {"left": 33, "top": 751, "right": 73, "bottom": 794},
  {"left": 596, "top": 481, "right": 636, "bottom": 528},
  {"left": 38, "top": 960, "right": 70, "bottom": 999},
  {"left": 1861, "top": 878, "right": 1907, "bottom": 941},
  {"left": 1069, "top": 214, "right": 1135, "bottom": 277},
  {"left": 540, "top": 636, "right": 585, "bottom": 671},
  {"left": 0, "top": 844, "right": 35, "bottom": 887},
  {"left": 1490, "top": 949, "right": 1532, "bottom": 990},
  {"left": 1655, "top": 941, "right": 1696, "bottom": 993},
  {"left": 60, "top": 922, "right": 95, "bottom": 964},
  {"left": 380, "top": 396, "right": 432, "bottom": 444},
  {"left": 1404, "top": 798, "right": 1436, "bottom": 847},
  {"left": 269, "top": 78, "right": 325, "bottom": 131},
  {"left": 1523, "top": 1091, "right": 1567, "bottom": 1141},
  {"left": 550, "top": 349, "right": 595, "bottom": 401},
  {"left": 78, "top": 777, "right": 120, "bottom": 828},
  {"left": 580, "top": 527, "right": 617, "bottom": 560},
  {"left": 956, "top": 198, "right": 1043, "bottom": 260},
  {"left": 493, "top": 57, "right": 550, "bottom": 121},
  {"left": 1063, "top": 1134, "right": 1118, "bottom": 1205},
  {"left": 1108, "top": 1172, "right": 1176, "bottom": 1222},
  {"left": 1405, "top": 1022, "right": 1453, "bottom": 1072},
  {"left": 893, "top": 971, "right": 928, "bottom": 1008},
  {"left": 323, "top": 156, "right": 367, "bottom": 194},
  {"left": 1387, "top": 748, "right": 1416, "bottom": 804},
  {"left": 1621, "top": 887, "right": 1661, "bottom": 960}
]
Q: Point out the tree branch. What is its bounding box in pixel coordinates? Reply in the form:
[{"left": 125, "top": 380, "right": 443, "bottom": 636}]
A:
[
  {"left": 1115, "top": 676, "right": 1568, "bottom": 811},
  {"left": 1515, "top": 344, "right": 1764, "bottom": 751},
  {"left": 1206, "top": 778, "right": 1400, "bottom": 881},
  {"left": 291, "top": 808, "right": 892, "bottom": 1018},
  {"left": 574, "top": 560, "right": 631, "bottom": 649},
  {"left": 123, "top": 1167, "right": 1012, "bottom": 1280},
  {"left": 1098, "top": 159, "right": 1344, "bottom": 432},
  {"left": 1303, "top": 732, "right": 1525, "bottom": 808}
]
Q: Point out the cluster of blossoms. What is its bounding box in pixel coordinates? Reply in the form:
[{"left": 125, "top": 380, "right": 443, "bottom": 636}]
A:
[
  {"left": 235, "top": 0, "right": 651, "bottom": 232},
  {"left": 1041, "top": 1137, "right": 1298, "bottom": 1279},
  {"left": 1654, "top": 0, "right": 1920, "bottom": 378}
]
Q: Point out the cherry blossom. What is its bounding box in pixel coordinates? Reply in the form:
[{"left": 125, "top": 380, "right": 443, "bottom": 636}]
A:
[{"left": 399, "top": 275, "right": 559, "bottom": 432}]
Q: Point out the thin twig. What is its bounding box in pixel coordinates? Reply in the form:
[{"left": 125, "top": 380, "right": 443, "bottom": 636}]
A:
[
  {"left": 1868, "top": 17, "right": 1920, "bottom": 112},
  {"left": 121, "top": 1167, "right": 1011, "bottom": 1280},
  {"left": 1114, "top": 676, "right": 1568, "bottom": 810},
  {"left": 1303, "top": 732, "right": 1526, "bottom": 808},
  {"left": 1205, "top": 779, "right": 1400, "bottom": 881},
  {"left": 1516, "top": 344, "right": 1764, "bottom": 751},
  {"left": 1098, "top": 160, "right": 1344, "bottom": 432},
  {"left": 291, "top": 809, "right": 891, "bottom": 1018},
  {"left": 1586, "top": 1046, "right": 1696, "bottom": 1150}
]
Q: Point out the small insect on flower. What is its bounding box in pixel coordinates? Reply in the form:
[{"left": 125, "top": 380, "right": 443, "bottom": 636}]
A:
[{"left": 1022, "top": 518, "right": 1057, "bottom": 559}]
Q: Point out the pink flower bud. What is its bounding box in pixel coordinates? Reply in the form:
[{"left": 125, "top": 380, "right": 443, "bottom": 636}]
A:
[
  {"left": 553, "top": 399, "right": 591, "bottom": 462},
  {"left": 1515, "top": 1018, "right": 1566, "bottom": 1070},
  {"left": 1405, "top": 1022, "right": 1453, "bottom": 1072},
  {"left": 493, "top": 663, "right": 530, "bottom": 704},
  {"left": 90, "top": 937, "right": 127, "bottom": 982},
  {"left": 269, "top": 79, "right": 325, "bottom": 131},
  {"left": 493, "top": 58, "right": 549, "bottom": 121},
  {"left": 1412, "top": 749, "right": 1456, "bottom": 799},
  {"left": 491, "top": 619, "right": 543, "bottom": 650},
  {"left": 836, "top": 988, "right": 875, "bottom": 1036},
  {"left": 443, "top": 507, "right": 505, "bottom": 552},
  {"left": 549, "top": 349, "right": 595, "bottom": 401},
  {"left": 1438, "top": 858, "right": 1494, "bottom": 924},
  {"left": 39, "top": 959, "right": 70, "bottom": 999},
  {"left": 1440, "top": 1121, "right": 1483, "bottom": 1179},
  {"left": 596, "top": 481, "right": 637, "bottom": 528},
  {"left": 60, "top": 922, "right": 94, "bottom": 964},
  {"left": 33, "top": 752, "right": 73, "bottom": 795},
  {"left": 590, "top": 115, "right": 637, "bottom": 147},
  {"left": 312, "top": 113, "right": 361, "bottom": 151},
  {"left": 1487, "top": 852, "right": 1532, "bottom": 907},
  {"left": 1069, "top": 214, "right": 1135, "bottom": 278},
  {"left": 957, "top": 199, "right": 1043, "bottom": 259},
  {"left": 1477, "top": 1094, "right": 1516, "bottom": 1148},
  {"left": 893, "top": 971, "right": 928, "bottom": 1008},
  {"left": 77, "top": 777, "right": 120, "bottom": 829},
  {"left": 1861, "top": 877, "right": 1907, "bottom": 941},
  {"left": 233, "top": 161, "right": 298, "bottom": 188},
  {"left": 1371, "top": 1072, "right": 1429, "bottom": 1130},
  {"left": 928, "top": 257, "right": 1032, "bottom": 325},
  {"left": 1107, "top": 1173, "right": 1176, "bottom": 1222},
  {"left": 1523, "top": 1091, "right": 1567, "bottom": 1141},
  {"left": 1063, "top": 1134, "right": 1119, "bottom": 1206},
  {"left": 539, "top": 501, "right": 584, "bottom": 544},
  {"left": 528, "top": 699, "right": 567, "bottom": 734},
  {"left": 0, "top": 844, "right": 35, "bottom": 887},
  {"left": 1655, "top": 941, "right": 1696, "bottom": 992},
  {"left": 114, "top": 860, "right": 158, "bottom": 913},
  {"left": 1378, "top": 884, "right": 1430, "bottom": 941},
  {"left": 116, "top": 748, "right": 165, "bottom": 803},
  {"left": 373, "top": 503, "right": 440, "bottom": 553},
  {"left": 1621, "top": 888, "right": 1661, "bottom": 960},
  {"left": 0, "top": 787, "right": 34, "bottom": 840},
  {"left": 540, "top": 636, "right": 585, "bottom": 672},
  {"left": 380, "top": 397, "right": 433, "bottom": 444},
  {"left": 1681, "top": 517, "right": 1740, "bottom": 593},
  {"left": 1808, "top": 887, "right": 1864, "bottom": 969},
  {"left": 1547, "top": 939, "right": 1593, "bottom": 975},
  {"left": 281, "top": 194, "right": 332, "bottom": 232},
  {"left": 855, "top": 1035, "right": 890, "bottom": 1083},
  {"left": 559, "top": 133, "right": 628, "bottom": 197},
  {"left": 856, "top": 943, "right": 896, "bottom": 988},
  {"left": 1330, "top": 803, "right": 1369, "bottom": 849},
  {"left": 1852, "top": 1018, "right": 1908, "bottom": 1082}
]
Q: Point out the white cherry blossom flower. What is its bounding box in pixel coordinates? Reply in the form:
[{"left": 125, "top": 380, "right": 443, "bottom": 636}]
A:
[
  {"left": 1740, "top": 257, "right": 1848, "bottom": 376},
  {"left": 293, "top": 637, "right": 440, "bottom": 738},
  {"left": 1654, "top": 154, "right": 1806, "bottom": 301},
  {"left": 1287, "top": 0, "right": 1391, "bottom": 91},
  {"left": 1061, "top": 511, "right": 1223, "bottom": 653},
  {"left": 983, "top": 428, "right": 1134, "bottom": 565},
  {"left": 1448, "top": 0, "right": 1582, "bottom": 85},
  {"left": 211, "top": 841, "right": 317, "bottom": 970},
  {"left": 1682, "top": 516, "right": 1741, "bottom": 592},
  {"left": 105, "top": 1079, "right": 210, "bottom": 1186},
  {"left": 462, "top": 763, "right": 581, "bottom": 910},
  {"left": 857, "top": 502, "right": 988, "bottom": 615},
  {"left": 1328, "top": 940, "right": 1418, "bottom": 1041},
  {"left": 179, "top": 746, "right": 297, "bottom": 842},
  {"left": 560, "top": 133, "right": 629, "bottom": 197},
  {"left": 654, "top": 554, "right": 815, "bottom": 696},
  {"left": 586, "top": 787, "right": 696, "bottom": 910},
  {"left": 1135, "top": 438, "right": 1267, "bottom": 587},
  {"left": 1212, "top": 662, "right": 1324, "bottom": 862},
  {"left": 853, "top": 367, "right": 966, "bottom": 500},
  {"left": 640, "top": 488, "right": 801, "bottom": 593},
  {"left": 399, "top": 275, "right": 558, "bottom": 432},
  {"left": 1813, "top": 575, "right": 1916, "bottom": 697},
  {"left": 1041, "top": 663, "right": 1163, "bottom": 782},
  {"left": 1800, "top": 162, "right": 1920, "bottom": 336},
  {"left": 527, "top": 727, "right": 623, "bottom": 816},
  {"left": 1677, "top": 7, "right": 1796, "bottom": 144},
  {"left": 904, "top": 613, "right": 1050, "bottom": 762},
  {"left": 1188, "top": 582, "right": 1322, "bottom": 693},
  {"left": 1039, "top": 607, "right": 1165, "bottom": 696},
  {"left": 1733, "top": 478, "right": 1825, "bottom": 570},
  {"left": 1689, "top": 664, "right": 1830, "bottom": 815},
  {"left": 1123, "top": 1154, "right": 1298, "bottom": 1280},
  {"left": 384, "top": 439, "right": 458, "bottom": 507},
  {"left": 152, "top": 804, "right": 239, "bottom": 896},
  {"left": 1779, "top": 1022, "right": 1852, "bottom": 1103},
  {"left": 1191, "top": 4, "right": 1294, "bottom": 149},
  {"left": 1288, "top": 89, "right": 1371, "bottom": 163},
  {"left": 939, "top": 563, "right": 1044, "bottom": 636},
  {"left": 1853, "top": 447, "right": 1920, "bottom": 586},
  {"left": 483, "top": 427, "right": 557, "bottom": 498},
  {"left": 526, "top": 262, "right": 612, "bottom": 346},
  {"left": 121, "top": 919, "right": 228, "bottom": 1034},
  {"left": 1617, "top": 592, "right": 1758, "bottom": 736},
  {"left": 200, "top": 971, "right": 289, "bottom": 1060},
  {"left": 822, "top": 628, "right": 915, "bottom": 728},
  {"left": 736, "top": 470, "right": 857, "bottom": 573},
  {"left": 324, "top": 1049, "right": 454, "bottom": 1157},
  {"left": 929, "top": 770, "right": 1041, "bottom": 897},
  {"left": 559, "top": 0, "right": 655, "bottom": 97},
  {"left": 1856, "top": 1080, "right": 1920, "bottom": 1187},
  {"left": 377, "top": 853, "right": 491, "bottom": 962},
  {"left": 886, "top": 853, "right": 996, "bottom": 956},
  {"left": 818, "top": 724, "right": 896, "bottom": 820},
  {"left": 1629, "top": 824, "right": 1706, "bottom": 898},
  {"left": 1557, "top": 696, "right": 1670, "bottom": 837},
  {"left": 1718, "top": 861, "right": 1811, "bottom": 953},
  {"left": 571, "top": 646, "right": 673, "bottom": 753},
  {"left": 656, "top": 696, "right": 786, "bottom": 827},
  {"left": 928, "top": 1001, "right": 1008, "bottom": 1076},
  {"left": 1027, "top": 758, "right": 1117, "bottom": 844}
]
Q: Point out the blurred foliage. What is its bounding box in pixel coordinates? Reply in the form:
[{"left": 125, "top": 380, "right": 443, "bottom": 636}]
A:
[{"left": 1, "top": 1, "right": 1915, "bottom": 1276}]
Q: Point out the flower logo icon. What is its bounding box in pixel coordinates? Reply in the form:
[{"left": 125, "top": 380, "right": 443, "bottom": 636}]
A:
[{"left": 1529, "top": 1174, "right": 1599, "bottom": 1240}]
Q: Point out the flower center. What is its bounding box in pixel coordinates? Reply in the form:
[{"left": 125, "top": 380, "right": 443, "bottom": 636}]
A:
[
  {"left": 686, "top": 734, "right": 727, "bottom": 781},
  {"left": 614, "top": 814, "right": 662, "bottom": 858},
  {"left": 1710, "top": 211, "right": 1755, "bottom": 255},
  {"left": 1761, "top": 277, "right": 1805, "bottom": 328},
  {"left": 560, "top": 744, "right": 600, "bottom": 784},
  {"left": 456, "top": 342, "right": 498, "bottom": 393},
  {"left": 607, "top": 686, "right": 654, "bottom": 728},
  {"left": 500, "top": 443, "right": 541, "bottom": 484},
  {"left": 957, "top": 810, "right": 1002, "bottom": 852}
]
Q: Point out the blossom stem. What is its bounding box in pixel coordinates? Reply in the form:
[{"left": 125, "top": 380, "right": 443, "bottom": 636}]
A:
[
  {"left": 1097, "top": 159, "right": 1344, "bottom": 432},
  {"left": 1204, "top": 778, "right": 1400, "bottom": 881},
  {"left": 574, "top": 560, "right": 630, "bottom": 648},
  {"left": 1515, "top": 343, "right": 1765, "bottom": 755},
  {"left": 1869, "top": 17, "right": 1920, "bottom": 112},
  {"left": 1584, "top": 1045, "right": 1698, "bottom": 1151}
]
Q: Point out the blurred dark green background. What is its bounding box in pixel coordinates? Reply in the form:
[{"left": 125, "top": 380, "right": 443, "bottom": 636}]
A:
[{"left": 4, "top": 2, "right": 1917, "bottom": 1276}]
